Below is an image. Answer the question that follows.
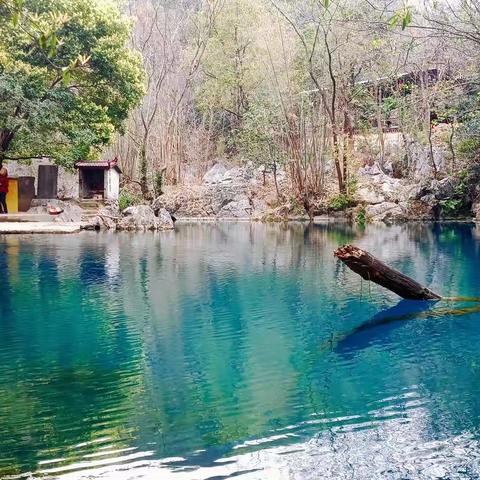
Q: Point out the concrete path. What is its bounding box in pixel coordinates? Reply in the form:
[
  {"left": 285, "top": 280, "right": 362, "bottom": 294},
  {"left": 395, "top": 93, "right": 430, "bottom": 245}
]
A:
[
  {"left": 0, "top": 222, "right": 82, "bottom": 234},
  {"left": 0, "top": 213, "right": 54, "bottom": 222}
]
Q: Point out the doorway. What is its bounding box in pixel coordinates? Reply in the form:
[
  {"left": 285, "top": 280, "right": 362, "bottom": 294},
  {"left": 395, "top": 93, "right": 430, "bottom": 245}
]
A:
[{"left": 80, "top": 169, "right": 105, "bottom": 199}]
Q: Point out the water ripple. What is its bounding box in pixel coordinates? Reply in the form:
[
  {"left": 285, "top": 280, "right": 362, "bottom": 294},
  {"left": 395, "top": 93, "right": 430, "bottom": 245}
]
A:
[{"left": 1, "top": 224, "right": 480, "bottom": 478}]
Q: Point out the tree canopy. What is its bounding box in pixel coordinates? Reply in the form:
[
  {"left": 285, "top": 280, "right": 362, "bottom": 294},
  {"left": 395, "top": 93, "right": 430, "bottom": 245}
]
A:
[{"left": 0, "top": 0, "right": 144, "bottom": 167}]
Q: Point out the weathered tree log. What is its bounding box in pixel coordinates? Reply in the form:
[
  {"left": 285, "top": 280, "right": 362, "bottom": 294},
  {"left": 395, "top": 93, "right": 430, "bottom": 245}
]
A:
[{"left": 334, "top": 244, "right": 441, "bottom": 300}]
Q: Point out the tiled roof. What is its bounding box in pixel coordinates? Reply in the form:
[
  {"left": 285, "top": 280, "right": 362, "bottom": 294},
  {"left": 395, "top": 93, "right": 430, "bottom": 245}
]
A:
[
  {"left": 75, "top": 158, "right": 121, "bottom": 173},
  {"left": 75, "top": 161, "right": 110, "bottom": 167}
]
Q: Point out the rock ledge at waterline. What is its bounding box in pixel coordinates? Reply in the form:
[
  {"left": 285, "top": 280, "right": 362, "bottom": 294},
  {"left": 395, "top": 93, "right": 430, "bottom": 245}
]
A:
[
  {"left": 152, "top": 163, "right": 480, "bottom": 224},
  {"left": 85, "top": 205, "right": 175, "bottom": 231},
  {"left": 26, "top": 201, "right": 175, "bottom": 231}
]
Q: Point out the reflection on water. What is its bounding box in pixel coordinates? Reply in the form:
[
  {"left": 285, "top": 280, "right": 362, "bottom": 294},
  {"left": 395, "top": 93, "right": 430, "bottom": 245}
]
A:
[{"left": 1, "top": 222, "right": 480, "bottom": 479}]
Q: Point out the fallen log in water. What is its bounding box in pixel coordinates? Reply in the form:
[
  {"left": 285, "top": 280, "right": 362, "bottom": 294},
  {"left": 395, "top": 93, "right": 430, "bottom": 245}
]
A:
[{"left": 334, "top": 244, "right": 441, "bottom": 300}]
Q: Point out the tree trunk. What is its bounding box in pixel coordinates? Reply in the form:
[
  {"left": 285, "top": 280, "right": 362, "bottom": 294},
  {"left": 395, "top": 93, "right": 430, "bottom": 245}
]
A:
[
  {"left": 334, "top": 245, "right": 441, "bottom": 300},
  {"left": 0, "top": 129, "right": 15, "bottom": 161},
  {"left": 332, "top": 129, "right": 345, "bottom": 193},
  {"left": 139, "top": 144, "right": 150, "bottom": 200}
]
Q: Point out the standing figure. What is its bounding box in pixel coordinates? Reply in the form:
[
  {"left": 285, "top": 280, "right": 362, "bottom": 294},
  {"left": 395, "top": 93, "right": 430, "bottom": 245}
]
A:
[{"left": 0, "top": 163, "right": 8, "bottom": 214}]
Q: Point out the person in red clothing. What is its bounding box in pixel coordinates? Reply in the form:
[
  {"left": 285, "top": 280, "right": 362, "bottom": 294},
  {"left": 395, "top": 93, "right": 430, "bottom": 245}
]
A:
[{"left": 0, "top": 162, "right": 8, "bottom": 214}]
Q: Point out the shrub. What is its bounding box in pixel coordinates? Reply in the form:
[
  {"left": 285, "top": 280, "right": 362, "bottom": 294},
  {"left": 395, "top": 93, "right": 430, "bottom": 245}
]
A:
[
  {"left": 328, "top": 193, "right": 353, "bottom": 211},
  {"left": 118, "top": 190, "right": 141, "bottom": 211},
  {"left": 439, "top": 198, "right": 463, "bottom": 215},
  {"left": 355, "top": 206, "right": 366, "bottom": 226},
  {"left": 154, "top": 171, "right": 164, "bottom": 198}
]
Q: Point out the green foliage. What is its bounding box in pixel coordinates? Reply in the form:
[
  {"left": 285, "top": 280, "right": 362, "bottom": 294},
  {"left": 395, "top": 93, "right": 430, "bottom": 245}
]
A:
[
  {"left": 439, "top": 198, "right": 463, "bottom": 215},
  {"left": 457, "top": 137, "right": 480, "bottom": 156},
  {"left": 454, "top": 169, "right": 470, "bottom": 197},
  {"left": 346, "top": 175, "right": 358, "bottom": 196},
  {"left": 388, "top": 7, "right": 413, "bottom": 30},
  {"left": 154, "top": 170, "right": 164, "bottom": 198},
  {"left": 328, "top": 193, "right": 354, "bottom": 211},
  {"left": 287, "top": 195, "right": 307, "bottom": 216},
  {"left": 457, "top": 109, "right": 480, "bottom": 160},
  {"left": 118, "top": 190, "right": 140, "bottom": 211},
  {"left": 446, "top": 81, "right": 480, "bottom": 161},
  {"left": 0, "top": 0, "right": 144, "bottom": 166},
  {"left": 438, "top": 170, "right": 472, "bottom": 216},
  {"left": 195, "top": 0, "right": 264, "bottom": 121},
  {"left": 236, "top": 101, "right": 287, "bottom": 167},
  {"left": 382, "top": 97, "right": 398, "bottom": 117},
  {"left": 355, "top": 206, "right": 366, "bottom": 226}
]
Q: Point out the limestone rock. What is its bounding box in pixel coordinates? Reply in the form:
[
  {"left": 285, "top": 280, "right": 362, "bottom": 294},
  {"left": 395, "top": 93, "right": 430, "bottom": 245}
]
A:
[
  {"left": 153, "top": 162, "right": 286, "bottom": 219},
  {"left": 431, "top": 178, "right": 456, "bottom": 200},
  {"left": 157, "top": 207, "right": 175, "bottom": 227},
  {"left": 472, "top": 201, "right": 480, "bottom": 220},
  {"left": 420, "top": 194, "right": 438, "bottom": 208},
  {"left": 203, "top": 163, "right": 228, "bottom": 185},
  {"left": 52, "top": 201, "right": 84, "bottom": 223},
  {"left": 404, "top": 183, "right": 428, "bottom": 201},
  {"left": 84, "top": 205, "right": 119, "bottom": 230},
  {"left": 356, "top": 187, "right": 385, "bottom": 205},
  {"left": 406, "top": 199, "right": 437, "bottom": 220},
  {"left": 117, "top": 205, "right": 174, "bottom": 231},
  {"left": 217, "top": 194, "right": 252, "bottom": 218},
  {"left": 365, "top": 202, "right": 407, "bottom": 224}
]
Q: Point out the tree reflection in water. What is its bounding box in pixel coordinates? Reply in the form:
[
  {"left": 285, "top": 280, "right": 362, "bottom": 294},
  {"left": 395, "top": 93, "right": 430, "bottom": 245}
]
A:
[{"left": 0, "top": 223, "right": 480, "bottom": 478}]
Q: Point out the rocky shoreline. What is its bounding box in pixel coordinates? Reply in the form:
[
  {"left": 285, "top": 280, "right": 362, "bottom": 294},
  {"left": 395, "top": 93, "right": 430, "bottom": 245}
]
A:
[
  {"left": 151, "top": 162, "right": 480, "bottom": 225},
  {"left": 18, "top": 162, "right": 479, "bottom": 231}
]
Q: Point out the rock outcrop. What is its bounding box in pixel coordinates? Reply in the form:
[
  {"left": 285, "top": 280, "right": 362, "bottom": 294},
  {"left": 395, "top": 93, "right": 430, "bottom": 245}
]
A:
[
  {"left": 472, "top": 200, "right": 480, "bottom": 221},
  {"left": 28, "top": 199, "right": 84, "bottom": 223},
  {"left": 27, "top": 197, "right": 175, "bottom": 231},
  {"left": 356, "top": 165, "right": 476, "bottom": 222},
  {"left": 153, "top": 162, "right": 287, "bottom": 220},
  {"left": 82, "top": 204, "right": 174, "bottom": 231},
  {"left": 116, "top": 205, "right": 174, "bottom": 231},
  {"left": 365, "top": 202, "right": 407, "bottom": 224}
]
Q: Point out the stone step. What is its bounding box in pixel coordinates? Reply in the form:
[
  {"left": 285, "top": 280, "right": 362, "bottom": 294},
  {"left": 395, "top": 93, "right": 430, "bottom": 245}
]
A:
[
  {"left": 0, "top": 222, "right": 81, "bottom": 234},
  {"left": 0, "top": 213, "right": 56, "bottom": 223},
  {"left": 80, "top": 200, "right": 104, "bottom": 207}
]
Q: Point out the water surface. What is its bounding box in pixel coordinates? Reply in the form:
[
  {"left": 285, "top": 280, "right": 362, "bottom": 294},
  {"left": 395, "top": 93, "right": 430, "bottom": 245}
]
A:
[{"left": 1, "top": 222, "right": 480, "bottom": 479}]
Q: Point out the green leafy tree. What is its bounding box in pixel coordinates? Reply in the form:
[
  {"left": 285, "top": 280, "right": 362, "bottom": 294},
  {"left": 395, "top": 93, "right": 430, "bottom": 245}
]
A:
[
  {"left": 0, "top": 0, "right": 144, "bottom": 167},
  {"left": 236, "top": 101, "right": 287, "bottom": 198}
]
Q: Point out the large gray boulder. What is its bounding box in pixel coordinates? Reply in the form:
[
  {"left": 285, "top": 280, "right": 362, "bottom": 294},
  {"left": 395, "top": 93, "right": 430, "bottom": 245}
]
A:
[
  {"left": 83, "top": 204, "right": 119, "bottom": 230},
  {"left": 365, "top": 202, "right": 407, "bottom": 224},
  {"left": 153, "top": 184, "right": 255, "bottom": 219},
  {"left": 117, "top": 205, "right": 174, "bottom": 231},
  {"left": 357, "top": 167, "right": 412, "bottom": 204},
  {"left": 153, "top": 162, "right": 285, "bottom": 219},
  {"left": 203, "top": 163, "right": 228, "bottom": 185},
  {"left": 157, "top": 207, "right": 175, "bottom": 227},
  {"left": 431, "top": 178, "right": 456, "bottom": 200},
  {"left": 356, "top": 187, "right": 385, "bottom": 205},
  {"left": 217, "top": 194, "right": 252, "bottom": 218}
]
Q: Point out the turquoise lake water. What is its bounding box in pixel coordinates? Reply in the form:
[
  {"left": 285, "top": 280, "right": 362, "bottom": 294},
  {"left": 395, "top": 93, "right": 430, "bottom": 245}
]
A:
[{"left": 1, "top": 222, "right": 480, "bottom": 479}]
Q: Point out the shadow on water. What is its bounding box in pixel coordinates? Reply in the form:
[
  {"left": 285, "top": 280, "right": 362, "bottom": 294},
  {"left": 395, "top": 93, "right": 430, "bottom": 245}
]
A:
[
  {"left": 333, "top": 300, "right": 436, "bottom": 356},
  {"left": 333, "top": 297, "right": 480, "bottom": 358}
]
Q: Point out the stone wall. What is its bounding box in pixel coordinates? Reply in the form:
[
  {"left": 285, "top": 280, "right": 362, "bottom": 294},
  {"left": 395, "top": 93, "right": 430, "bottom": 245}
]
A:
[{"left": 5, "top": 159, "right": 78, "bottom": 199}]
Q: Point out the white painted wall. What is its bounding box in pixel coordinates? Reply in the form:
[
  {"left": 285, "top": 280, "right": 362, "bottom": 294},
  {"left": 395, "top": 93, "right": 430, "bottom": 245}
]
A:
[{"left": 105, "top": 169, "right": 120, "bottom": 200}]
